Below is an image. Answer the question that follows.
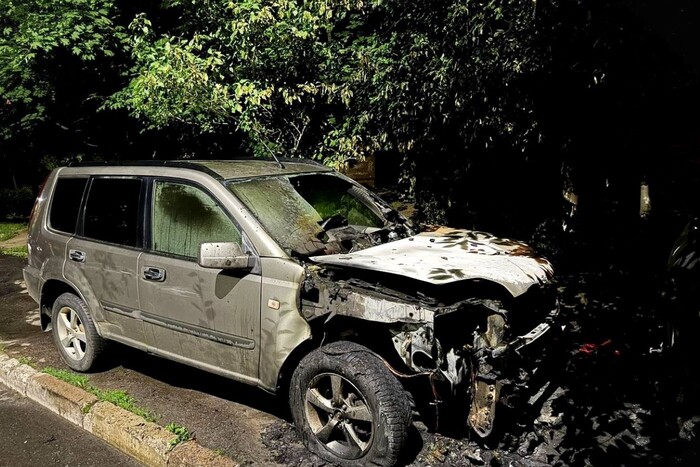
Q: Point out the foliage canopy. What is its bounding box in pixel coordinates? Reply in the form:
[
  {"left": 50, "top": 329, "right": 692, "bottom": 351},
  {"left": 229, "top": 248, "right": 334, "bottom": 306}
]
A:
[
  {"left": 107, "top": 0, "right": 542, "bottom": 170},
  {"left": 1, "top": 1, "right": 698, "bottom": 237}
]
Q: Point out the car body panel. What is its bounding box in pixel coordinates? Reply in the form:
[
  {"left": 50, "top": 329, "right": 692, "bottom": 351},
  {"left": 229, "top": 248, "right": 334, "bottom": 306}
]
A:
[
  {"left": 258, "top": 257, "right": 311, "bottom": 391},
  {"left": 25, "top": 169, "right": 82, "bottom": 311},
  {"left": 63, "top": 237, "right": 144, "bottom": 343},
  {"left": 311, "top": 227, "right": 553, "bottom": 297},
  {"left": 137, "top": 251, "right": 262, "bottom": 382}
]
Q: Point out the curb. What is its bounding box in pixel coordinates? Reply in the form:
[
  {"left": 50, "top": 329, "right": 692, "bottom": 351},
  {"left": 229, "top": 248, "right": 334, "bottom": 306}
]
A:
[{"left": 0, "top": 353, "right": 238, "bottom": 467}]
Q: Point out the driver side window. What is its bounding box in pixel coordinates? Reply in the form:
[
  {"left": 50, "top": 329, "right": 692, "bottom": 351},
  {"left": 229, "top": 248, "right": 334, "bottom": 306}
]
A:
[{"left": 152, "top": 181, "right": 242, "bottom": 259}]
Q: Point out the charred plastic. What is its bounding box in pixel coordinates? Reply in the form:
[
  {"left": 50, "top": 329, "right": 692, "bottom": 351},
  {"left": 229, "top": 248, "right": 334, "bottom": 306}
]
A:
[{"left": 300, "top": 265, "right": 560, "bottom": 437}]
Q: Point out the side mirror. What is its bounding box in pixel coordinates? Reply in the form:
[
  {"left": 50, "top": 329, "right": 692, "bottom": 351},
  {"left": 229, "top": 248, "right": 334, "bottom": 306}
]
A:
[{"left": 198, "top": 242, "right": 252, "bottom": 270}]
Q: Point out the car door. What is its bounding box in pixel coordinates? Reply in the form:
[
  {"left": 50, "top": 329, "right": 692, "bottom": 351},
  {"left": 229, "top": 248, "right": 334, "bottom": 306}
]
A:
[
  {"left": 137, "top": 179, "right": 261, "bottom": 382},
  {"left": 63, "top": 176, "right": 147, "bottom": 347}
]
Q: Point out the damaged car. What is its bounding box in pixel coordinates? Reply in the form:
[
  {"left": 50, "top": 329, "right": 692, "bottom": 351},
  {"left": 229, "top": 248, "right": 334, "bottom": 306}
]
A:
[{"left": 24, "top": 159, "right": 558, "bottom": 466}]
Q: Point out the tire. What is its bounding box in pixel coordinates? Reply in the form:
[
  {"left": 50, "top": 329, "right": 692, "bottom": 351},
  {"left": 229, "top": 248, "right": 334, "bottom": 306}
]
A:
[
  {"left": 51, "top": 292, "right": 105, "bottom": 372},
  {"left": 290, "top": 341, "right": 412, "bottom": 467}
]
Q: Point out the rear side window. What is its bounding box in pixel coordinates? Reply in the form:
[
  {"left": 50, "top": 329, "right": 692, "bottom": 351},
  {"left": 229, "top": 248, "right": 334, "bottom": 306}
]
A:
[
  {"left": 83, "top": 178, "right": 142, "bottom": 247},
  {"left": 49, "top": 178, "right": 88, "bottom": 234}
]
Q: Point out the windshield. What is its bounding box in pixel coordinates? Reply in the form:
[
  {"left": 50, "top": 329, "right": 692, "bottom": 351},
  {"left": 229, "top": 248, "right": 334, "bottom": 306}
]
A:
[{"left": 227, "top": 173, "right": 387, "bottom": 256}]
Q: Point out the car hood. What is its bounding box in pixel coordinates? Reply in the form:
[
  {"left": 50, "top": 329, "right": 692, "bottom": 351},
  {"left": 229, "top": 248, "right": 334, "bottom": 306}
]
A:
[{"left": 310, "top": 227, "right": 554, "bottom": 297}]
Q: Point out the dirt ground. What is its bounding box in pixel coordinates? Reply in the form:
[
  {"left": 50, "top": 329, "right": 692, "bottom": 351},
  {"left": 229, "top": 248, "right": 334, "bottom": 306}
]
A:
[
  {"left": 1, "top": 249, "right": 699, "bottom": 466},
  {"left": 0, "top": 228, "right": 27, "bottom": 249}
]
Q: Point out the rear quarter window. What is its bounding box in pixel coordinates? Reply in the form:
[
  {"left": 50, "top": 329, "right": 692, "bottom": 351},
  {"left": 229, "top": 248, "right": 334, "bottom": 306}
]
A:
[{"left": 49, "top": 178, "right": 88, "bottom": 234}]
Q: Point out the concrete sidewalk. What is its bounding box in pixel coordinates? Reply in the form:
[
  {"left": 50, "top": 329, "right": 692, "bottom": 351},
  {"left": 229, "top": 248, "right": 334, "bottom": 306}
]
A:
[{"left": 0, "top": 353, "right": 238, "bottom": 467}]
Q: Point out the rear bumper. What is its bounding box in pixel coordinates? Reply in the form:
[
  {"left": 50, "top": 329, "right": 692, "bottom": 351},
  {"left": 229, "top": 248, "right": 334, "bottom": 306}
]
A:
[{"left": 22, "top": 265, "right": 41, "bottom": 304}]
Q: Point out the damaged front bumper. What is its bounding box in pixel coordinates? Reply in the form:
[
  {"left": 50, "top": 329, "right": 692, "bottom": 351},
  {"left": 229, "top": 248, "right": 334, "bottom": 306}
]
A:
[
  {"left": 389, "top": 297, "right": 560, "bottom": 438},
  {"left": 301, "top": 267, "right": 560, "bottom": 438},
  {"left": 467, "top": 310, "right": 558, "bottom": 437}
]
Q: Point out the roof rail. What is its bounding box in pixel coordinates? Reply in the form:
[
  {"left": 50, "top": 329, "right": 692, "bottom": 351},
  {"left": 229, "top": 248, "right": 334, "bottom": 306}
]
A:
[
  {"left": 68, "top": 160, "right": 224, "bottom": 180},
  {"left": 69, "top": 157, "right": 326, "bottom": 170}
]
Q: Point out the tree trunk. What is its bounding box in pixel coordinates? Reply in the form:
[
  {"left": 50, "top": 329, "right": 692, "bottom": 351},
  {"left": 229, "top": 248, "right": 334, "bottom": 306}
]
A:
[
  {"left": 640, "top": 178, "right": 651, "bottom": 218},
  {"left": 562, "top": 162, "right": 578, "bottom": 232}
]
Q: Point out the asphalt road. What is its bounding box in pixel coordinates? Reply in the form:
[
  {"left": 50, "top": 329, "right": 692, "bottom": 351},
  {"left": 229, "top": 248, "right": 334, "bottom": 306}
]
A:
[{"left": 0, "top": 382, "right": 143, "bottom": 467}]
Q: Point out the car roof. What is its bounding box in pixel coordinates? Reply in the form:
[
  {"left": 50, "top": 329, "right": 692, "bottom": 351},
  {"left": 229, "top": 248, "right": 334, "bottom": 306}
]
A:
[{"left": 69, "top": 158, "right": 333, "bottom": 180}]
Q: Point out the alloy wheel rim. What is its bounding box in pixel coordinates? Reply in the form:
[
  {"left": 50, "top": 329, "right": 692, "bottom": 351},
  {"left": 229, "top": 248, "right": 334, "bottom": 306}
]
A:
[
  {"left": 56, "top": 306, "right": 87, "bottom": 360},
  {"left": 304, "top": 372, "right": 374, "bottom": 459}
]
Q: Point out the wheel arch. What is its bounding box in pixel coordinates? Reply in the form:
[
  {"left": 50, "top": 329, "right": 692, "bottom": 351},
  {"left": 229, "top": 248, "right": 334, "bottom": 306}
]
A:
[
  {"left": 39, "top": 279, "right": 85, "bottom": 331},
  {"left": 276, "top": 338, "right": 319, "bottom": 402},
  {"left": 277, "top": 316, "right": 408, "bottom": 397}
]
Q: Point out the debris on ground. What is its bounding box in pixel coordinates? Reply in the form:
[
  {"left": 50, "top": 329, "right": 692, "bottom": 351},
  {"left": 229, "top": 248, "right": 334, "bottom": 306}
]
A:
[{"left": 262, "top": 270, "right": 700, "bottom": 466}]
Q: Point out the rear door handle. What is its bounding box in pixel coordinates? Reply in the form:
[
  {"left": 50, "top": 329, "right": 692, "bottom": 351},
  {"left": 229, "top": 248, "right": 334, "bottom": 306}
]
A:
[
  {"left": 69, "top": 249, "right": 86, "bottom": 263},
  {"left": 142, "top": 267, "right": 166, "bottom": 282}
]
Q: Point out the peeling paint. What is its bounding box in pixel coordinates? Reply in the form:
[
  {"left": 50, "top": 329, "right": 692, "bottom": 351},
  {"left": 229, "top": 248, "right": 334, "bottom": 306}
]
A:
[
  {"left": 300, "top": 259, "right": 560, "bottom": 437},
  {"left": 311, "top": 227, "right": 553, "bottom": 298}
]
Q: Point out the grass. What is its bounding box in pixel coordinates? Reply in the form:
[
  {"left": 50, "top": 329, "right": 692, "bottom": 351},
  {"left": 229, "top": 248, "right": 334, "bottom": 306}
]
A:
[
  {"left": 44, "top": 363, "right": 193, "bottom": 446},
  {"left": 0, "top": 222, "right": 25, "bottom": 242},
  {"left": 95, "top": 388, "right": 155, "bottom": 421},
  {"left": 0, "top": 222, "right": 28, "bottom": 258},
  {"left": 42, "top": 366, "right": 157, "bottom": 422},
  {"left": 165, "top": 422, "right": 192, "bottom": 446},
  {"left": 43, "top": 367, "right": 91, "bottom": 389},
  {"left": 0, "top": 246, "right": 28, "bottom": 258},
  {"left": 17, "top": 355, "right": 36, "bottom": 368}
]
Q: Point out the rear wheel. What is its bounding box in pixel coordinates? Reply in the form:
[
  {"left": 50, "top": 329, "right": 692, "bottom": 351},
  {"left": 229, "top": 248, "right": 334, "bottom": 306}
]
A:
[
  {"left": 290, "top": 341, "right": 411, "bottom": 466},
  {"left": 51, "top": 293, "right": 105, "bottom": 372}
]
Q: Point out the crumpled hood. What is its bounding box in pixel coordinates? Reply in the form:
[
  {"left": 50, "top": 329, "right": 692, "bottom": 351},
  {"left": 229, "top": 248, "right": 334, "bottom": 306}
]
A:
[{"left": 310, "top": 227, "right": 554, "bottom": 297}]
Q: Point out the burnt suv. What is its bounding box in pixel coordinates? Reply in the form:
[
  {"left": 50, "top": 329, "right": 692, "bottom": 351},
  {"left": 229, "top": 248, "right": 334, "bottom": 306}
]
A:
[{"left": 24, "top": 159, "right": 558, "bottom": 466}]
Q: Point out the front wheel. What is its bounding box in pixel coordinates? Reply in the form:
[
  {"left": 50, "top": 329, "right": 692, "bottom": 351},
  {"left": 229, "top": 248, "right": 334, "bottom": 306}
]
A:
[{"left": 290, "top": 341, "right": 412, "bottom": 467}]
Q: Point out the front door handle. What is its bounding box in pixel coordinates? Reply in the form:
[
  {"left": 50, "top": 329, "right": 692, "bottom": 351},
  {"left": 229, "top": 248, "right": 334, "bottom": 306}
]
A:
[
  {"left": 142, "top": 267, "right": 166, "bottom": 282},
  {"left": 69, "top": 249, "right": 86, "bottom": 263}
]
